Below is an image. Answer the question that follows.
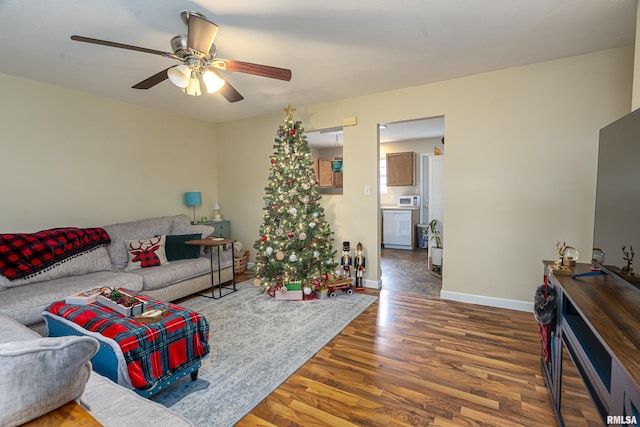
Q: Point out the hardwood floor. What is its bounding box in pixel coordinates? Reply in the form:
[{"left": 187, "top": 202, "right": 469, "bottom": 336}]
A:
[{"left": 235, "top": 270, "right": 558, "bottom": 426}]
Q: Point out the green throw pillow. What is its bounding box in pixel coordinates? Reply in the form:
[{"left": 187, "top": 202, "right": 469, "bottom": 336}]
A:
[{"left": 165, "top": 234, "right": 201, "bottom": 261}]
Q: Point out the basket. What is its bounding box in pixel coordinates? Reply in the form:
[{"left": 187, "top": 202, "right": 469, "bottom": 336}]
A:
[{"left": 235, "top": 250, "right": 250, "bottom": 274}]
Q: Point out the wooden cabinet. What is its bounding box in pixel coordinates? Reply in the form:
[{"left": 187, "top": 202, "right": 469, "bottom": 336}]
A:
[
  {"left": 202, "top": 220, "right": 231, "bottom": 239},
  {"left": 386, "top": 152, "right": 415, "bottom": 186},
  {"left": 315, "top": 157, "right": 343, "bottom": 188},
  {"left": 541, "top": 262, "right": 640, "bottom": 425}
]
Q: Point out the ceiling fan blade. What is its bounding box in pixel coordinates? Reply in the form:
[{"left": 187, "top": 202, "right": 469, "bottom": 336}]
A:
[
  {"left": 219, "top": 82, "right": 244, "bottom": 103},
  {"left": 187, "top": 15, "right": 218, "bottom": 53},
  {"left": 71, "top": 35, "right": 170, "bottom": 57},
  {"left": 206, "top": 69, "right": 243, "bottom": 102},
  {"left": 218, "top": 59, "right": 292, "bottom": 81},
  {"left": 132, "top": 67, "right": 172, "bottom": 89}
]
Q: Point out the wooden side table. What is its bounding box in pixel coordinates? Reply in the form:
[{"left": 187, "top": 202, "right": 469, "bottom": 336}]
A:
[{"left": 186, "top": 238, "right": 237, "bottom": 299}]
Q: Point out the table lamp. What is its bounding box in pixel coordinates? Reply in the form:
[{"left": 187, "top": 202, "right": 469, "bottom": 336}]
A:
[
  {"left": 213, "top": 203, "right": 221, "bottom": 220},
  {"left": 184, "top": 192, "right": 202, "bottom": 224}
]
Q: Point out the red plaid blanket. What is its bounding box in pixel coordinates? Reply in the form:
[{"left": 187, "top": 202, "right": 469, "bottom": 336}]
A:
[
  {"left": 44, "top": 291, "right": 209, "bottom": 390},
  {"left": 0, "top": 227, "right": 111, "bottom": 280}
]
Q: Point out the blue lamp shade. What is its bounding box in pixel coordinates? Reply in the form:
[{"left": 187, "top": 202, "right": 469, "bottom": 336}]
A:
[
  {"left": 184, "top": 192, "right": 202, "bottom": 207},
  {"left": 184, "top": 192, "right": 202, "bottom": 224}
]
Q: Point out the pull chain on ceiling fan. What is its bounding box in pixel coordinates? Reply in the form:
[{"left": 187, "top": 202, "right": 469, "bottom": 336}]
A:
[{"left": 70, "top": 10, "right": 292, "bottom": 102}]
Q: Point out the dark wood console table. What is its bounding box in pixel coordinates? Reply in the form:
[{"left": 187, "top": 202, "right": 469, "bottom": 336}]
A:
[{"left": 541, "top": 261, "right": 640, "bottom": 426}]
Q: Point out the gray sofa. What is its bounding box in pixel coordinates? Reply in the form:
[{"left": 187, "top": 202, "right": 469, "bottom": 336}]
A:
[
  {"left": 0, "top": 214, "right": 234, "bottom": 327},
  {"left": 0, "top": 310, "right": 195, "bottom": 426}
]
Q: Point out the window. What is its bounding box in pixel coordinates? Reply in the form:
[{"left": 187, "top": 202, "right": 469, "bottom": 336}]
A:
[{"left": 379, "top": 158, "right": 387, "bottom": 194}]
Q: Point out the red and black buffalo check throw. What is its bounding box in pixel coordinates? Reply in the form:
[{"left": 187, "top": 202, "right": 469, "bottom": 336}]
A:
[
  {"left": 0, "top": 227, "right": 111, "bottom": 280},
  {"left": 45, "top": 290, "right": 209, "bottom": 390}
]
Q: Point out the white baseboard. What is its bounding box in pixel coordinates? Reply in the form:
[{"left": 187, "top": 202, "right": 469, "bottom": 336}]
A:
[
  {"left": 440, "top": 290, "right": 533, "bottom": 312},
  {"left": 245, "top": 266, "right": 528, "bottom": 312},
  {"left": 364, "top": 279, "right": 381, "bottom": 289}
]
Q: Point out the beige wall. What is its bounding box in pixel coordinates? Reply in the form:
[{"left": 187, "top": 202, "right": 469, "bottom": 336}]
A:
[
  {"left": 217, "top": 46, "right": 633, "bottom": 305},
  {"left": 0, "top": 74, "right": 218, "bottom": 231},
  {"left": 0, "top": 46, "right": 633, "bottom": 307}
]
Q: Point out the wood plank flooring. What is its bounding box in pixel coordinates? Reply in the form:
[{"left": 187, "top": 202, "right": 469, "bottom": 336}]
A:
[{"left": 235, "top": 286, "right": 558, "bottom": 426}]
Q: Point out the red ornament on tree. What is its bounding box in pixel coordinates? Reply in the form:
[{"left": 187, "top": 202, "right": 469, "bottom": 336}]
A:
[
  {"left": 261, "top": 235, "right": 268, "bottom": 242},
  {"left": 271, "top": 159, "right": 276, "bottom": 164},
  {"left": 289, "top": 129, "right": 296, "bottom": 136}
]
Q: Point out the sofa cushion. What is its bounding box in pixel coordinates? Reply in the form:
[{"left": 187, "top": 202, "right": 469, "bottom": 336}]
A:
[
  {"left": 81, "top": 373, "right": 195, "bottom": 426},
  {"left": 126, "top": 257, "right": 212, "bottom": 292},
  {"left": 0, "top": 270, "right": 143, "bottom": 327},
  {"left": 124, "top": 236, "right": 169, "bottom": 270},
  {"left": 165, "top": 234, "right": 201, "bottom": 261},
  {"left": 0, "top": 247, "right": 112, "bottom": 290},
  {"left": 170, "top": 216, "right": 214, "bottom": 238},
  {"left": 0, "top": 335, "right": 99, "bottom": 427},
  {"left": 0, "top": 311, "right": 40, "bottom": 343},
  {"left": 103, "top": 216, "right": 177, "bottom": 271}
]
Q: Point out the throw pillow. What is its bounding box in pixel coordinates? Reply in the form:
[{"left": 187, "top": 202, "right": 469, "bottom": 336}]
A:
[
  {"left": 0, "top": 335, "right": 99, "bottom": 426},
  {"left": 124, "top": 235, "right": 169, "bottom": 270},
  {"left": 164, "top": 234, "right": 201, "bottom": 261}
]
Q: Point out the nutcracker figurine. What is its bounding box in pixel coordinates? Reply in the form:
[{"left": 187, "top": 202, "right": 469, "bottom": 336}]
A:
[
  {"left": 354, "top": 242, "right": 365, "bottom": 291},
  {"left": 340, "top": 241, "right": 352, "bottom": 280}
]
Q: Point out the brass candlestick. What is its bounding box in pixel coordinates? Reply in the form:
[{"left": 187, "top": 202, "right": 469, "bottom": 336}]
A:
[
  {"left": 622, "top": 245, "right": 635, "bottom": 276},
  {"left": 554, "top": 241, "right": 567, "bottom": 270}
]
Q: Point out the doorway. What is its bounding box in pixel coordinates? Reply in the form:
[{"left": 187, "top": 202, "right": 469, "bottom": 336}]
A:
[{"left": 379, "top": 116, "right": 444, "bottom": 296}]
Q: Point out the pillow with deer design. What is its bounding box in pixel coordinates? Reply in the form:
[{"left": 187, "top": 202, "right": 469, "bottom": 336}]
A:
[{"left": 124, "top": 235, "right": 169, "bottom": 270}]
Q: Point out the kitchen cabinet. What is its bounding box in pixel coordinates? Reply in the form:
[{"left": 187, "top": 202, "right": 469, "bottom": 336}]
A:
[
  {"left": 386, "top": 152, "right": 415, "bottom": 186},
  {"left": 315, "top": 157, "right": 343, "bottom": 188}
]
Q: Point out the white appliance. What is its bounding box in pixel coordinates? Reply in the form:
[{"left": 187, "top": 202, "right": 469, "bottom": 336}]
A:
[
  {"left": 426, "top": 156, "right": 444, "bottom": 246},
  {"left": 383, "top": 209, "right": 413, "bottom": 250},
  {"left": 397, "top": 195, "right": 420, "bottom": 207}
]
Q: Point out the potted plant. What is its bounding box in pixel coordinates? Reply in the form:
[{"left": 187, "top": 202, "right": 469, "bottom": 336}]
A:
[{"left": 428, "top": 219, "right": 443, "bottom": 268}]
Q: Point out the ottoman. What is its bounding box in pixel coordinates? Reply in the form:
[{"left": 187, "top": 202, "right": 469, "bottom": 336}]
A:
[{"left": 42, "top": 290, "right": 209, "bottom": 398}]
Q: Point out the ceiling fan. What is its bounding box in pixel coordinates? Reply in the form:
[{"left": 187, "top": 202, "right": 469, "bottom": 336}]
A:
[{"left": 70, "top": 10, "right": 292, "bottom": 102}]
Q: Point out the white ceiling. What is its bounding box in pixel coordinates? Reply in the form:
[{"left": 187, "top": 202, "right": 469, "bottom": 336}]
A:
[
  {"left": 0, "top": 1, "right": 636, "bottom": 126},
  {"left": 306, "top": 116, "right": 445, "bottom": 148}
]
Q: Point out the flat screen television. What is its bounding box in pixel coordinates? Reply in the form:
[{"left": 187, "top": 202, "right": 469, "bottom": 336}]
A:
[{"left": 592, "top": 108, "right": 640, "bottom": 289}]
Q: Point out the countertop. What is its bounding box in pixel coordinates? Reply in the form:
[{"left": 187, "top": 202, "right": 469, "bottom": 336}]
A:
[{"left": 381, "top": 206, "right": 420, "bottom": 210}]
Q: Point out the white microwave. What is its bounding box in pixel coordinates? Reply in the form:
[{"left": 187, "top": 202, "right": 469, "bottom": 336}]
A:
[{"left": 397, "top": 195, "right": 420, "bottom": 207}]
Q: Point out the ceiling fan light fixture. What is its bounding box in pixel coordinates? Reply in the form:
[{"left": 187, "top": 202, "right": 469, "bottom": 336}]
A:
[
  {"left": 168, "top": 64, "right": 191, "bottom": 88},
  {"left": 184, "top": 72, "right": 201, "bottom": 96},
  {"left": 202, "top": 70, "right": 225, "bottom": 93}
]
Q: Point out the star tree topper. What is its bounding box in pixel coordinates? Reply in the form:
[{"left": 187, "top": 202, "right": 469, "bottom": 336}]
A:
[{"left": 283, "top": 104, "right": 296, "bottom": 120}]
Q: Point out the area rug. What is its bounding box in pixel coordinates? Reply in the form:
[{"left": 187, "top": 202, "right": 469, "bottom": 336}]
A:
[{"left": 151, "top": 280, "right": 377, "bottom": 427}]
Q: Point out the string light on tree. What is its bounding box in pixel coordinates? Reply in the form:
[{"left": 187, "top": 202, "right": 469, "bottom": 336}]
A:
[{"left": 252, "top": 105, "right": 337, "bottom": 292}]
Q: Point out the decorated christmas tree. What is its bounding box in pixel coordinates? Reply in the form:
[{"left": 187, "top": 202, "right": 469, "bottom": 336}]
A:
[{"left": 252, "top": 105, "right": 337, "bottom": 294}]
